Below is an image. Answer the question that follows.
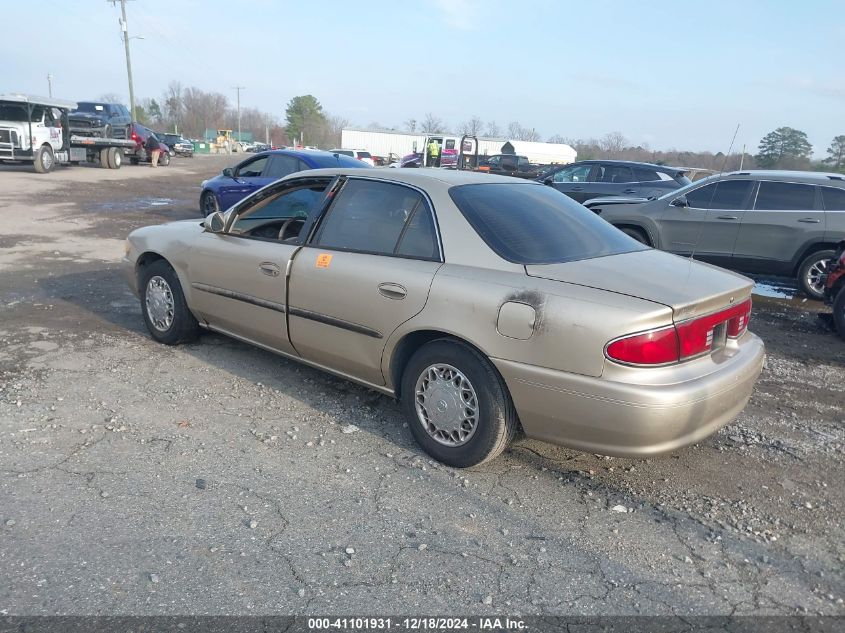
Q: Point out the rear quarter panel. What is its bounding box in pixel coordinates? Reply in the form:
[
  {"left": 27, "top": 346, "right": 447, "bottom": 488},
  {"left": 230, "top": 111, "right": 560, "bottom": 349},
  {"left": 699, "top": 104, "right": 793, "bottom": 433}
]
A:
[{"left": 382, "top": 264, "right": 673, "bottom": 385}]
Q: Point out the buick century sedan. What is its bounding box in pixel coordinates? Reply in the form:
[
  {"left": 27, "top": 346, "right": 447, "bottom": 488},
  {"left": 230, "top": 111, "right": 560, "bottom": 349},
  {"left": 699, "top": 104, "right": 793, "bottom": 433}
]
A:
[{"left": 124, "top": 169, "right": 765, "bottom": 467}]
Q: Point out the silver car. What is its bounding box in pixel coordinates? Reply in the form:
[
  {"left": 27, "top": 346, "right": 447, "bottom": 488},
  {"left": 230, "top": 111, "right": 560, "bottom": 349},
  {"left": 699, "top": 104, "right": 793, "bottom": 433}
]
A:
[
  {"left": 124, "top": 169, "right": 764, "bottom": 467},
  {"left": 584, "top": 170, "right": 845, "bottom": 299}
]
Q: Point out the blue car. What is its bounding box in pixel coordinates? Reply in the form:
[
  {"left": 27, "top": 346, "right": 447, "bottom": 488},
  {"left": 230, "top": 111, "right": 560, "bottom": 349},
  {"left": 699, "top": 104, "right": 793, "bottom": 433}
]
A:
[{"left": 199, "top": 149, "right": 369, "bottom": 216}]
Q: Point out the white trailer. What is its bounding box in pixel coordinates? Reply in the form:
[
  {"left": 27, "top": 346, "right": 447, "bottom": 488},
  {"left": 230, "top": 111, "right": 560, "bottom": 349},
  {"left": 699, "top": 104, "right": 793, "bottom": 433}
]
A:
[{"left": 341, "top": 128, "right": 576, "bottom": 166}]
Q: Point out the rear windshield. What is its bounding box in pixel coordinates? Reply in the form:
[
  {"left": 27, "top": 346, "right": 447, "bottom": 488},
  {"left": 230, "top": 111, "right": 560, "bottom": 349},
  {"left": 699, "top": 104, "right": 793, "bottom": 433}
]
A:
[
  {"left": 449, "top": 183, "right": 646, "bottom": 264},
  {"left": 311, "top": 153, "right": 373, "bottom": 168},
  {"left": 76, "top": 103, "right": 106, "bottom": 112},
  {"left": 357, "top": 151, "right": 372, "bottom": 158}
]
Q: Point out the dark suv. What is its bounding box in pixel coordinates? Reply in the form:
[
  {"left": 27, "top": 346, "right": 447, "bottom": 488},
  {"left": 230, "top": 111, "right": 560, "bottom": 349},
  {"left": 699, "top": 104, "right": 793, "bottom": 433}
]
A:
[
  {"left": 158, "top": 133, "right": 194, "bottom": 157},
  {"left": 68, "top": 102, "right": 132, "bottom": 139},
  {"left": 585, "top": 171, "right": 845, "bottom": 299},
  {"left": 540, "top": 160, "right": 690, "bottom": 202}
]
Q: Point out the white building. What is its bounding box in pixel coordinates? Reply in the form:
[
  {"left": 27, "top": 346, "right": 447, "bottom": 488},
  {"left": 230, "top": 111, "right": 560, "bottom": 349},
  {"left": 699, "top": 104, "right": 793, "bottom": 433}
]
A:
[{"left": 340, "top": 129, "right": 576, "bottom": 164}]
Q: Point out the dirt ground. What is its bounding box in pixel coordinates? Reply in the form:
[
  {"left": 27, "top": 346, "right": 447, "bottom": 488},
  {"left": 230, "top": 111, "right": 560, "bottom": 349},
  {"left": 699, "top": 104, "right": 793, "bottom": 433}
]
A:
[{"left": 0, "top": 155, "right": 842, "bottom": 616}]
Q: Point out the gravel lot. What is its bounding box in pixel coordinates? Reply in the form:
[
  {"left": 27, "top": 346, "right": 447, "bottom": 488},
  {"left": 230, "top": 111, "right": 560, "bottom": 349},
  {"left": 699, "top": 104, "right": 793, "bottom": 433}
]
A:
[{"left": 0, "top": 156, "right": 843, "bottom": 616}]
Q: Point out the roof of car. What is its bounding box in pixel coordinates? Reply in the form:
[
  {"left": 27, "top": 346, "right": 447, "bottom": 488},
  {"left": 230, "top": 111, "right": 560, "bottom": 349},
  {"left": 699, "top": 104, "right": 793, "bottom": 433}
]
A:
[
  {"left": 720, "top": 170, "right": 845, "bottom": 182},
  {"left": 0, "top": 93, "right": 77, "bottom": 109},
  {"left": 283, "top": 167, "right": 540, "bottom": 187},
  {"left": 575, "top": 159, "right": 686, "bottom": 172}
]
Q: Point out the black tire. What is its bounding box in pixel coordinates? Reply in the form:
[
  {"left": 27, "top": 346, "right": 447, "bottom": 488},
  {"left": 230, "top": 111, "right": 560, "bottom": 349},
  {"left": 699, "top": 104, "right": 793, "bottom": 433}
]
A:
[
  {"left": 200, "top": 191, "right": 219, "bottom": 217},
  {"left": 159, "top": 152, "right": 170, "bottom": 167},
  {"left": 103, "top": 124, "right": 113, "bottom": 139},
  {"left": 797, "top": 250, "right": 835, "bottom": 300},
  {"left": 620, "top": 226, "right": 650, "bottom": 246},
  {"left": 33, "top": 145, "right": 54, "bottom": 173},
  {"left": 99, "top": 147, "right": 110, "bottom": 168},
  {"left": 107, "top": 146, "right": 122, "bottom": 169},
  {"left": 400, "top": 340, "right": 518, "bottom": 468},
  {"left": 139, "top": 260, "right": 200, "bottom": 345},
  {"left": 833, "top": 287, "right": 845, "bottom": 342}
]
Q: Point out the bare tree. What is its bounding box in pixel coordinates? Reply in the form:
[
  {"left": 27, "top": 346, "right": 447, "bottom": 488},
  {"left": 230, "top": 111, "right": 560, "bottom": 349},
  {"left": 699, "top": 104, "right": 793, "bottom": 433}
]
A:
[
  {"left": 599, "top": 131, "right": 627, "bottom": 156},
  {"left": 403, "top": 118, "right": 417, "bottom": 133},
  {"left": 484, "top": 121, "right": 500, "bottom": 137},
  {"left": 420, "top": 113, "right": 445, "bottom": 134},
  {"left": 162, "top": 81, "right": 183, "bottom": 129},
  {"left": 459, "top": 115, "right": 483, "bottom": 136},
  {"left": 98, "top": 92, "right": 123, "bottom": 104},
  {"left": 507, "top": 121, "right": 523, "bottom": 139},
  {"left": 547, "top": 134, "right": 567, "bottom": 144}
]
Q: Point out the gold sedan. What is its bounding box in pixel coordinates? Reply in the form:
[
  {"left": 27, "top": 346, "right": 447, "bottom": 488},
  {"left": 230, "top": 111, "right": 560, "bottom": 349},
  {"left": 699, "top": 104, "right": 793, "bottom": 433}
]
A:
[{"left": 124, "top": 168, "right": 764, "bottom": 467}]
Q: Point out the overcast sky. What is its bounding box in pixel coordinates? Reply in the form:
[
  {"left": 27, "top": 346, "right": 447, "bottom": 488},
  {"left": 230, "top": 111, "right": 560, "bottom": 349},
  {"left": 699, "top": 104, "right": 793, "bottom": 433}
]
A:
[{"left": 3, "top": 0, "right": 842, "bottom": 155}]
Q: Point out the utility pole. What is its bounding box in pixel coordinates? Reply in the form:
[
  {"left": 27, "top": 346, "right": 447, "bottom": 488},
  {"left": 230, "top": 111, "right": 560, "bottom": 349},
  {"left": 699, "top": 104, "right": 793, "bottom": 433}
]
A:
[
  {"left": 233, "top": 86, "right": 245, "bottom": 145},
  {"left": 739, "top": 144, "right": 746, "bottom": 171},
  {"left": 46, "top": 73, "right": 53, "bottom": 98},
  {"left": 112, "top": 0, "right": 137, "bottom": 121}
]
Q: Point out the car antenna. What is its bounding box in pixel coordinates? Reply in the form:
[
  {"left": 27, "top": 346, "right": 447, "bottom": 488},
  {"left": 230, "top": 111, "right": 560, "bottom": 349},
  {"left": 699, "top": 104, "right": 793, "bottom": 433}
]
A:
[{"left": 689, "top": 123, "right": 740, "bottom": 262}]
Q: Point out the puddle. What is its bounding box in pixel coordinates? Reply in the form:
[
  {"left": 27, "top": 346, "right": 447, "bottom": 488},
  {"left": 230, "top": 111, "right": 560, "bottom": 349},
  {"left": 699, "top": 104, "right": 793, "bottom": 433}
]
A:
[
  {"left": 753, "top": 281, "right": 796, "bottom": 300},
  {"left": 750, "top": 275, "right": 822, "bottom": 308},
  {"left": 92, "top": 197, "right": 179, "bottom": 211}
]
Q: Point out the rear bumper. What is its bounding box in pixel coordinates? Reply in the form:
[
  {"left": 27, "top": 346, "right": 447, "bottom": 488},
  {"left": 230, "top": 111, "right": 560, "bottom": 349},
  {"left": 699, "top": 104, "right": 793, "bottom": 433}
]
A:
[{"left": 493, "top": 333, "right": 765, "bottom": 457}]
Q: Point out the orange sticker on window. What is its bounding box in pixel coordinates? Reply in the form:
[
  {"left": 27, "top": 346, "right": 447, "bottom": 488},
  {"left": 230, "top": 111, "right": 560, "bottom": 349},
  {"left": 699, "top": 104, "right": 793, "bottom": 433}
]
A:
[{"left": 316, "top": 253, "right": 333, "bottom": 269}]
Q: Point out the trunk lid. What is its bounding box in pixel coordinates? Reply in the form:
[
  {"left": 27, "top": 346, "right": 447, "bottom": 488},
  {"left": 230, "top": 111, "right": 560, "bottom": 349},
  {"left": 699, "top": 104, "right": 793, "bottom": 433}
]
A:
[{"left": 525, "top": 249, "right": 753, "bottom": 322}]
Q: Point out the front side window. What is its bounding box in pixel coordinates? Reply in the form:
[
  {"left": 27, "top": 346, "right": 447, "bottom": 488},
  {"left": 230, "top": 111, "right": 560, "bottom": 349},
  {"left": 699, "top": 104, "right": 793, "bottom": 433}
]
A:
[
  {"left": 553, "top": 164, "right": 592, "bottom": 183},
  {"left": 449, "top": 183, "right": 646, "bottom": 264},
  {"left": 315, "top": 179, "right": 437, "bottom": 259},
  {"left": 685, "top": 180, "right": 752, "bottom": 210},
  {"left": 236, "top": 156, "right": 268, "bottom": 178},
  {"left": 754, "top": 181, "right": 816, "bottom": 211},
  {"left": 230, "top": 183, "right": 328, "bottom": 239}
]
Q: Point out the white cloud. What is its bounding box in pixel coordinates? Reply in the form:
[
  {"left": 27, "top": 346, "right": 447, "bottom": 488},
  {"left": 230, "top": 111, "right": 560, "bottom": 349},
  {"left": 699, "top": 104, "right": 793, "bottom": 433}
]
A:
[{"left": 431, "top": 0, "right": 481, "bottom": 31}]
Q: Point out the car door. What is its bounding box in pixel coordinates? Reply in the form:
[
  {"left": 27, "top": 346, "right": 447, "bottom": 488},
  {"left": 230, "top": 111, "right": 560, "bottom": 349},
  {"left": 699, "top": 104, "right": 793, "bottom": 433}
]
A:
[
  {"left": 287, "top": 177, "right": 443, "bottom": 386},
  {"left": 579, "top": 164, "right": 639, "bottom": 201},
  {"left": 263, "top": 153, "right": 305, "bottom": 182},
  {"left": 216, "top": 154, "right": 271, "bottom": 210},
  {"left": 732, "top": 180, "right": 824, "bottom": 274},
  {"left": 657, "top": 179, "right": 753, "bottom": 266},
  {"left": 549, "top": 163, "right": 599, "bottom": 202},
  {"left": 187, "top": 177, "right": 332, "bottom": 354}
]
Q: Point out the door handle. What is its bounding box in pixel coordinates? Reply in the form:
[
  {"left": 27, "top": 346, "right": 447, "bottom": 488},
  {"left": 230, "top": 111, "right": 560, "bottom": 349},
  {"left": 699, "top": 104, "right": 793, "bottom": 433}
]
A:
[
  {"left": 797, "top": 218, "right": 820, "bottom": 224},
  {"left": 622, "top": 188, "right": 637, "bottom": 194},
  {"left": 378, "top": 282, "right": 407, "bottom": 300},
  {"left": 258, "top": 262, "right": 280, "bottom": 277},
  {"left": 571, "top": 186, "right": 583, "bottom": 191},
  {"left": 716, "top": 215, "right": 738, "bottom": 220}
]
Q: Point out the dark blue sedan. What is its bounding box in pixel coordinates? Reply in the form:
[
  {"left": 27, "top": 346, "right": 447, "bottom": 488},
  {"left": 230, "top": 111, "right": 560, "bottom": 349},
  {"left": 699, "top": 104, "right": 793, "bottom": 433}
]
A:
[{"left": 199, "top": 149, "right": 369, "bottom": 216}]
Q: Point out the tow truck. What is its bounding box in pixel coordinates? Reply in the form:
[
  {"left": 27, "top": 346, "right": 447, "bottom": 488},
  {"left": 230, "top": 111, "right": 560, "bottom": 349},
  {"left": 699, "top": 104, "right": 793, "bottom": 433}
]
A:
[{"left": 0, "top": 94, "right": 137, "bottom": 173}]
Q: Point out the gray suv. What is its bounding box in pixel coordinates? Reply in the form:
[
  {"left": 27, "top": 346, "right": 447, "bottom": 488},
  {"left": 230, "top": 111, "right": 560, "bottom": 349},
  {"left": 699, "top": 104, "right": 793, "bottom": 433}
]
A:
[
  {"left": 584, "top": 170, "right": 845, "bottom": 299},
  {"left": 540, "top": 160, "right": 691, "bottom": 203}
]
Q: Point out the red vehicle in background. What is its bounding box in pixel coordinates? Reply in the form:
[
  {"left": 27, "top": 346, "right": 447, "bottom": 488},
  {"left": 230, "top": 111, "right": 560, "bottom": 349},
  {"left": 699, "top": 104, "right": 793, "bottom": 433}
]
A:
[
  {"left": 127, "top": 122, "right": 170, "bottom": 166},
  {"left": 823, "top": 242, "right": 845, "bottom": 340}
]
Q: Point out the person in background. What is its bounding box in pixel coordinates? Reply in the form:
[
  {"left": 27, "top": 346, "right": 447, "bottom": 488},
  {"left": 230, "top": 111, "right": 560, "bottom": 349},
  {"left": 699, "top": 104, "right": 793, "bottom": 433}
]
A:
[
  {"left": 427, "top": 139, "right": 440, "bottom": 167},
  {"left": 145, "top": 132, "right": 161, "bottom": 168}
]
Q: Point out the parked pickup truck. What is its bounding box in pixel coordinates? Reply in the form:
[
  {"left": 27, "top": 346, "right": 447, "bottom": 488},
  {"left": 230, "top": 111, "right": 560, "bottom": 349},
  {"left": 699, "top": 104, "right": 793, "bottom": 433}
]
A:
[
  {"left": 68, "top": 101, "right": 131, "bottom": 139},
  {"left": 477, "top": 154, "right": 546, "bottom": 179}
]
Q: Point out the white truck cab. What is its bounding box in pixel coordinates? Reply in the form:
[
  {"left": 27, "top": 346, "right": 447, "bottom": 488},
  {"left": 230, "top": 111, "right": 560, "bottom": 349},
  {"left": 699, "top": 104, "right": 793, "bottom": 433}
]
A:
[{"left": 0, "top": 94, "right": 75, "bottom": 172}]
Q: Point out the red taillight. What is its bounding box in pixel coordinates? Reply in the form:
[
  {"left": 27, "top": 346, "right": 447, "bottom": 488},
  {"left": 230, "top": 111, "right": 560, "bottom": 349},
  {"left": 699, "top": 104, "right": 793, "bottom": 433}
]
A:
[
  {"left": 131, "top": 133, "right": 140, "bottom": 142},
  {"left": 606, "top": 299, "right": 752, "bottom": 366},
  {"left": 606, "top": 326, "right": 679, "bottom": 366}
]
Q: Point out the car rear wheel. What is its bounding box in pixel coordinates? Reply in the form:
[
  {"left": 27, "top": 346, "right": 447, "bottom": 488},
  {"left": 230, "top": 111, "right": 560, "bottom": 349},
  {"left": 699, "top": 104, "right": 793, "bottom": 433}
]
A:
[
  {"left": 401, "top": 340, "right": 518, "bottom": 467},
  {"left": 33, "top": 145, "right": 54, "bottom": 173},
  {"left": 159, "top": 152, "right": 170, "bottom": 167},
  {"left": 107, "top": 146, "right": 122, "bottom": 169},
  {"left": 140, "top": 260, "right": 200, "bottom": 345},
  {"left": 200, "top": 191, "right": 219, "bottom": 217},
  {"left": 833, "top": 287, "right": 845, "bottom": 342},
  {"left": 798, "top": 250, "right": 834, "bottom": 300}
]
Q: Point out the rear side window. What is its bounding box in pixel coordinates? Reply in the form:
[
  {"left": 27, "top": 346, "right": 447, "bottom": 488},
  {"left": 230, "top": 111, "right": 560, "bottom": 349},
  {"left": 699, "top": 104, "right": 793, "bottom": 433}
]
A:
[
  {"left": 316, "top": 179, "right": 438, "bottom": 259},
  {"left": 357, "top": 151, "right": 372, "bottom": 158},
  {"left": 601, "top": 165, "right": 635, "bottom": 183},
  {"left": 821, "top": 186, "right": 845, "bottom": 211},
  {"left": 264, "top": 154, "right": 302, "bottom": 179},
  {"left": 449, "top": 183, "right": 646, "bottom": 264},
  {"left": 686, "top": 180, "right": 751, "bottom": 210},
  {"left": 755, "top": 181, "right": 816, "bottom": 211}
]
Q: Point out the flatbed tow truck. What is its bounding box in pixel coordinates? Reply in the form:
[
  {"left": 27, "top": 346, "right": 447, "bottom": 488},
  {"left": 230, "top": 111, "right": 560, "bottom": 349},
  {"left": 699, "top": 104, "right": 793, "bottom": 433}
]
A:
[{"left": 0, "top": 94, "right": 136, "bottom": 173}]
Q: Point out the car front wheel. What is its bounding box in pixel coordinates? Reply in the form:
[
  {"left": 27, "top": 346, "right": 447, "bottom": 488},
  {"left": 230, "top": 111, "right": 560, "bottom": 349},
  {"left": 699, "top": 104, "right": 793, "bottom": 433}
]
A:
[
  {"left": 401, "top": 340, "right": 518, "bottom": 467},
  {"left": 200, "top": 191, "right": 219, "bottom": 217},
  {"left": 798, "top": 250, "right": 834, "bottom": 300},
  {"left": 140, "top": 260, "right": 200, "bottom": 345}
]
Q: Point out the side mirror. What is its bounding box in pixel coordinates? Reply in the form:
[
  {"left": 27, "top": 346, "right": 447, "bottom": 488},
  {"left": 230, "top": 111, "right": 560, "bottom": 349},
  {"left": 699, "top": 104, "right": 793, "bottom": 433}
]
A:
[
  {"left": 671, "top": 195, "right": 688, "bottom": 208},
  {"left": 204, "top": 211, "right": 225, "bottom": 233},
  {"left": 222, "top": 167, "right": 234, "bottom": 178},
  {"left": 542, "top": 176, "right": 554, "bottom": 186}
]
